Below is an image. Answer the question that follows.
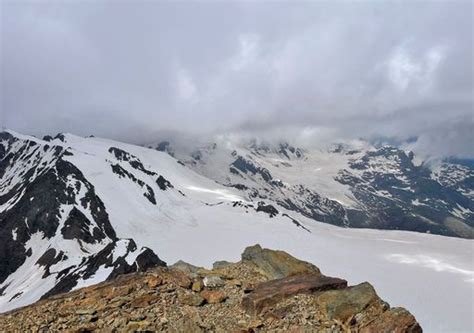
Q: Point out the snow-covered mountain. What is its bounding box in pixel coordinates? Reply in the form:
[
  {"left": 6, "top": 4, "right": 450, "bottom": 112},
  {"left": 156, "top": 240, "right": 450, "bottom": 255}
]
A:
[
  {"left": 1, "top": 130, "right": 473, "bottom": 332},
  {"left": 150, "top": 137, "right": 474, "bottom": 238},
  {"left": 0, "top": 130, "right": 316, "bottom": 311}
]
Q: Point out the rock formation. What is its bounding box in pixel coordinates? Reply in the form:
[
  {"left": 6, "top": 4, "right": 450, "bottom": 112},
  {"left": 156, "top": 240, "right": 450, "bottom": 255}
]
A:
[{"left": 0, "top": 245, "right": 422, "bottom": 332}]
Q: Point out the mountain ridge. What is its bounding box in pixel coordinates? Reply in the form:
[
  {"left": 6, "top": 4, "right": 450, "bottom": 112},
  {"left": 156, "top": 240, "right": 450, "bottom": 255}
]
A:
[
  {"left": 0, "top": 130, "right": 472, "bottom": 331},
  {"left": 149, "top": 135, "right": 473, "bottom": 238}
]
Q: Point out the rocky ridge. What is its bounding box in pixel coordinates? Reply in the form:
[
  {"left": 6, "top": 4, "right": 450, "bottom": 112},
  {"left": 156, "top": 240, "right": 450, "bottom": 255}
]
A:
[{"left": 0, "top": 245, "right": 421, "bottom": 332}]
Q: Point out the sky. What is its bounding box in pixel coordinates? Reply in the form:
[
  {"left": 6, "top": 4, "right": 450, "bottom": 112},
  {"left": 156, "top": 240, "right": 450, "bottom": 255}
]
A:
[{"left": 1, "top": 1, "right": 473, "bottom": 158}]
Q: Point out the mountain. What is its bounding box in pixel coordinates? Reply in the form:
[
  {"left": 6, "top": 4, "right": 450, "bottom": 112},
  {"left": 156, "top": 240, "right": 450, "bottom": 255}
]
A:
[
  {"left": 0, "top": 245, "right": 421, "bottom": 332},
  {"left": 149, "top": 138, "right": 474, "bottom": 238},
  {"left": 0, "top": 130, "right": 473, "bottom": 332},
  {"left": 0, "top": 130, "right": 324, "bottom": 312}
]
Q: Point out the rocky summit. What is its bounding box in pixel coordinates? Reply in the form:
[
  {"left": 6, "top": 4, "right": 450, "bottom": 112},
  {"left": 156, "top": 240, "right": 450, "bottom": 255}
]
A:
[{"left": 0, "top": 245, "right": 421, "bottom": 332}]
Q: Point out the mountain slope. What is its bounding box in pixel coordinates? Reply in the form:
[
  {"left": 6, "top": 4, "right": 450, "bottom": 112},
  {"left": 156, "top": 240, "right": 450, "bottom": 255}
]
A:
[
  {"left": 0, "top": 130, "right": 308, "bottom": 312},
  {"left": 150, "top": 138, "right": 474, "bottom": 238},
  {"left": 0, "top": 131, "right": 167, "bottom": 310},
  {"left": 0, "top": 131, "right": 473, "bottom": 332}
]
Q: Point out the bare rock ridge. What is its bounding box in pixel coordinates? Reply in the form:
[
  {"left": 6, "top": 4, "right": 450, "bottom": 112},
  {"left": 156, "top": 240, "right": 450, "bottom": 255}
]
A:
[{"left": 0, "top": 244, "right": 421, "bottom": 332}]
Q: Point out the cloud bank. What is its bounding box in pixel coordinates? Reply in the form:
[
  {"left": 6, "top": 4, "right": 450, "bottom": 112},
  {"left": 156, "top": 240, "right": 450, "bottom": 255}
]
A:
[{"left": 1, "top": 1, "right": 473, "bottom": 158}]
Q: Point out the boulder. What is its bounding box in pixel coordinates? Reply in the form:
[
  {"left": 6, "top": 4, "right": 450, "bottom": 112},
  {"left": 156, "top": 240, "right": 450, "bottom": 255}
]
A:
[
  {"left": 203, "top": 275, "right": 225, "bottom": 288},
  {"left": 212, "top": 260, "right": 233, "bottom": 269},
  {"left": 170, "top": 260, "right": 201, "bottom": 276},
  {"left": 241, "top": 244, "right": 320, "bottom": 280},
  {"left": 168, "top": 317, "right": 204, "bottom": 333},
  {"left": 192, "top": 279, "right": 204, "bottom": 292},
  {"left": 163, "top": 268, "right": 193, "bottom": 289},
  {"left": 242, "top": 273, "right": 347, "bottom": 315},
  {"left": 179, "top": 293, "right": 205, "bottom": 307},
  {"left": 314, "top": 282, "right": 380, "bottom": 321},
  {"left": 201, "top": 290, "right": 227, "bottom": 304},
  {"left": 145, "top": 275, "right": 162, "bottom": 289},
  {"left": 361, "top": 307, "right": 422, "bottom": 333}
]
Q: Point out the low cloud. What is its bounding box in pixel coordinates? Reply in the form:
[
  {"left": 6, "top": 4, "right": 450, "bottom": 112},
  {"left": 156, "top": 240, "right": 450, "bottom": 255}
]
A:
[{"left": 1, "top": 1, "right": 472, "bottom": 158}]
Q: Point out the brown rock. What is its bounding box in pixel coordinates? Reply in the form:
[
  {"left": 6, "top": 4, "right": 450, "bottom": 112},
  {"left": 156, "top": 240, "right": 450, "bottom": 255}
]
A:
[
  {"left": 192, "top": 279, "right": 204, "bottom": 292},
  {"left": 145, "top": 275, "right": 162, "bottom": 289},
  {"left": 212, "top": 260, "right": 233, "bottom": 269},
  {"left": 242, "top": 273, "right": 347, "bottom": 315},
  {"left": 228, "top": 279, "right": 242, "bottom": 287},
  {"left": 361, "top": 307, "right": 422, "bottom": 333},
  {"left": 170, "top": 260, "right": 201, "bottom": 275},
  {"left": 0, "top": 246, "right": 422, "bottom": 333},
  {"left": 179, "top": 293, "right": 205, "bottom": 306},
  {"left": 248, "top": 319, "right": 264, "bottom": 329},
  {"left": 242, "top": 282, "right": 255, "bottom": 293},
  {"left": 266, "top": 304, "right": 294, "bottom": 320},
  {"left": 109, "top": 296, "right": 132, "bottom": 308},
  {"left": 201, "top": 289, "right": 227, "bottom": 304},
  {"left": 105, "top": 285, "right": 133, "bottom": 300},
  {"left": 125, "top": 320, "right": 151, "bottom": 331},
  {"left": 130, "top": 294, "right": 158, "bottom": 308},
  {"left": 75, "top": 308, "right": 97, "bottom": 315},
  {"left": 314, "top": 282, "right": 380, "bottom": 322},
  {"left": 241, "top": 244, "right": 320, "bottom": 280},
  {"left": 165, "top": 269, "right": 193, "bottom": 289},
  {"left": 169, "top": 317, "right": 204, "bottom": 333}
]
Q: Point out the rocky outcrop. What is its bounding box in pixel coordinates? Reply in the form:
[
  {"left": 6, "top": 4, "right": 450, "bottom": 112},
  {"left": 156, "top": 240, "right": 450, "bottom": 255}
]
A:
[
  {"left": 0, "top": 244, "right": 421, "bottom": 332},
  {"left": 241, "top": 244, "right": 320, "bottom": 279},
  {"left": 242, "top": 273, "right": 347, "bottom": 315}
]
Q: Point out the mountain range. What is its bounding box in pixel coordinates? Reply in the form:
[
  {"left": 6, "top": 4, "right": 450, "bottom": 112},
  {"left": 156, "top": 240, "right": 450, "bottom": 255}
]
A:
[{"left": 0, "top": 130, "right": 472, "bottom": 331}]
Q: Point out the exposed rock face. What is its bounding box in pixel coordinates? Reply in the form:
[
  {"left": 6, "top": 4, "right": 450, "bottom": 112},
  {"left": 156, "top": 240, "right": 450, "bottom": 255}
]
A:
[
  {"left": 0, "top": 132, "right": 169, "bottom": 311},
  {"left": 0, "top": 245, "right": 421, "bottom": 332}
]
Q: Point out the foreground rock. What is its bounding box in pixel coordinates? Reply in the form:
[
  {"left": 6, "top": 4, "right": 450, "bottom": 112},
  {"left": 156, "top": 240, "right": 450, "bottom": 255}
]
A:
[
  {"left": 241, "top": 244, "right": 320, "bottom": 279},
  {"left": 242, "top": 273, "right": 347, "bottom": 315},
  {"left": 0, "top": 244, "right": 421, "bottom": 332}
]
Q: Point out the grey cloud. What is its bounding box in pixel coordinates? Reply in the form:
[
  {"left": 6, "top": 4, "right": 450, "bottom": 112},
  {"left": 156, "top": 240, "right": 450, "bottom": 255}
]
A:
[{"left": 1, "top": 1, "right": 472, "bottom": 158}]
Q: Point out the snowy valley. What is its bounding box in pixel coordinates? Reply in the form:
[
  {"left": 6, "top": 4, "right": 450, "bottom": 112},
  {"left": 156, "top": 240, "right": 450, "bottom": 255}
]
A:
[{"left": 0, "top": 130, "right": 473, "bottom": 332}]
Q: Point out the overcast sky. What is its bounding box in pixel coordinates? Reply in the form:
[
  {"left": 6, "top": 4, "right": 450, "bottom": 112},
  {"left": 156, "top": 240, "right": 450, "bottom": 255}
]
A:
[{"left": 1, "top": 1, "right": 473, "bottom": 158}]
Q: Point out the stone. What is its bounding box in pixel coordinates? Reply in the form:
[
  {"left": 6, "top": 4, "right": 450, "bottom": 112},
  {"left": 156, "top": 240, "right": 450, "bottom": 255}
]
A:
[
  {"left": 145, "top": 275, "right": 162, "bottom": 289},
  {"left": 242, "top": 282, "right": 255, "bottom": 293},
  {"left": 125, "top": 320, "right": 151, "bottom": 331},
  {"left": 179, "top": 293, "right": 205, "bottom": 306},
  {"left": 361, "top": 307, "right": 422, "bottom": 333},
  {"left": 212, "top": 260, "right": 232, "bottom": 269},
  {"left": 111, "top": 318, "right": 125, "bottom": 327},
  {"left": 200, "top": 290, "right": 227, "bottom": 304},
  {"left": 228, "top": 279, "right": 242, "bottom": 287},
  {"left": 170, "top": 260, "right": 201, "bottom": 275},
  {"left": 130, "top": 294, "right": 158, "bottom": 308},
  {"left": 105, "top": 285, "right": 133, "bottom": 300},
  {"left": 75, "top": 309, "right": 97, "bottom": 316},
  {"left": 314, "top": 282, "right": 379, "bottom": 321},
  {"left": 0, "top": 246, "right": 422, "bottom": 333},
  {"left": 248, "top": 319, "right": 264, "bottom": 329},
  {"left": 169, "top": 317, "right": 204, "bottom": 333},
  {"left": 203, "top": 275, "right": 225, "bottom": 288},
  {"left": 241, "top": 244, "right": 320, "bottom": 280},
  {"left": 242, "top": 273, "right": 347, "bottom": 315},
  {"left": 165, "top": 269, "right": 193, "bottom": 289},
  {"left": 192, "top": 279, "right": 204, "bottom": 292}
]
